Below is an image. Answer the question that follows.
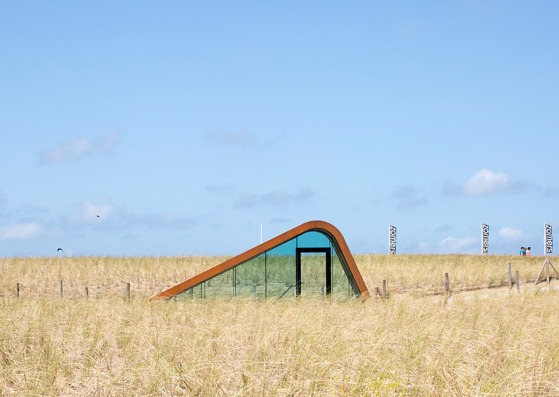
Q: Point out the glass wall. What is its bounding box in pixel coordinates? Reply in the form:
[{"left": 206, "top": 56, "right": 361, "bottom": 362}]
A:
[{"left": 174, "top": 230, "right": 357, "bottom": 300}]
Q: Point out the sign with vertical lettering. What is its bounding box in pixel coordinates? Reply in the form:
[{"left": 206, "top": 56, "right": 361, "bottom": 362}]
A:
[
  {"left": 481, "top": 223, "right": 489, "bottom": 254},
  {"left": 545, "top": 224, "right": 553, "bottom": 254},
  {"left": 389, "top": 225, "right": 397, "bottom": 254}
]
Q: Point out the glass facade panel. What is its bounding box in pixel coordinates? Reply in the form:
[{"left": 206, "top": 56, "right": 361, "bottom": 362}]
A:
[
  {"left": 175, "top": 287, "right": 195, "bottom": 300},
  {"left": 204, "top": 269, "right": 234, "bottom": 299},
  {"left": 266, "top": 238, "right": 296, "bottom": 298},
  {"left": 170, "top": 230, "right": 358, "bottom": 300},
  {"left": 299, "top": 252, "right": 327, "bottom": 297},
  {"left": 191, "top": 283, "right": 203, "bottom": 299},
  {"left": 331, "top": 249, "right": 352, "bottom": 300},
  {"left": 296, "top": 231, "right": 330, "bottom": 248},
  {"left": 234, "top": 253, "right": 266, "bottom": 298}
]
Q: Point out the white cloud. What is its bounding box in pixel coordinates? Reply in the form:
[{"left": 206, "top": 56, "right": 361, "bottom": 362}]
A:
[
  {"left": 462, "top": 169, "right": 509, "bottom": 196},
  {"left": 39, "top": 133, "right": 120, "bottom": 164},
  {"left": 0, "top": 222, "right": 43, "bottom": 240},
  {"left": 498, "top": 227, "right": 526, "bottom": 242},
  {"left": 439, "top": 236, "right": 477, "bottom": 252}
]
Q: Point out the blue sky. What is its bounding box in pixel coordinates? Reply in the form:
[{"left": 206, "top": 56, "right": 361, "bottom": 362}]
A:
[{"left": 1, "top": 1, "right": 558, "bottom": 257}]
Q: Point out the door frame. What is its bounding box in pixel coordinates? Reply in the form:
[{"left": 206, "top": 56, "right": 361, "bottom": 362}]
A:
[{"left": 295, "top": 247, "right": 331, "bottom": 297}]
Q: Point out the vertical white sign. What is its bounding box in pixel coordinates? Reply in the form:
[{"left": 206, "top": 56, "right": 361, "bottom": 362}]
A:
[
  {"left": 481, "top": 223, "right": 489, "bottom": 254},
  {"left": 545, "top": 224, "right": 553, "bottom": 255},
  {"left": 389, "top": 225, "right": 397, "bottom": 254}
]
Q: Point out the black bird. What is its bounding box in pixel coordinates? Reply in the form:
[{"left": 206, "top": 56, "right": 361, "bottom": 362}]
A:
[
  {"left": 57, "top": 248, "right": 64, "bottom": 253},
  {"left": 97, "top": 215, "right": 100, "bottom": 218}
]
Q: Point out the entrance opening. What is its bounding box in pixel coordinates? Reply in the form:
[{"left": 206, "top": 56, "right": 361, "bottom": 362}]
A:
[{"left": 296, "top": 248, "right": 331, "bottom": 297}]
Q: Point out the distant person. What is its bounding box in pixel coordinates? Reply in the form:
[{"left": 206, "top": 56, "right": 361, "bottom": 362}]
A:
[
  {"left": 526, "top": 247, "right": 531, "bottom": 256},
  {"left": 519, "top": 247, "right": 526, "bottom": 256}
]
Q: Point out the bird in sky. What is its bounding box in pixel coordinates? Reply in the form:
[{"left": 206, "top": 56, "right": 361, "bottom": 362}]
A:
[{"left": 57, "top": 248, "right": 64, "bottom": 253}]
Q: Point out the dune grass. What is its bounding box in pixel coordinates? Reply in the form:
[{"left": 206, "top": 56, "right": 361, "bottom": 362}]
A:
[{"left": 1, "top": 254, "right": 558, "bottom": 396}]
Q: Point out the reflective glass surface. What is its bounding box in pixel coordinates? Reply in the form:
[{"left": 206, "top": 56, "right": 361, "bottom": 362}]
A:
[
  {"left": 331, "top": 250, "right": 352, "bottom": 299},
  {"left": 296, "top": 231, "right": 330, "bottom": 248},
  {"left": 266, "top": 238, "right": 296, "bottom": 298},
  {"left": 174, "top": 230, "right": 357, "bottom": 300},
  {"left": 235, "top": 253, "right": 266, "bottom": 298},
  {"left": 299, "top": 252, "right": 327, "bottom": 297}
]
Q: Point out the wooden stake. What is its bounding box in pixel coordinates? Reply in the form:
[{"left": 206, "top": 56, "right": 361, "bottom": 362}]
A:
[
  {"left": 16, "top": 283, "right": 20, "bottom": 299},
  {"left": 516, "top": 271, "right": 520, "bottom": 291},
  {"left": 444, "top": 273, "right": 450, "bottom": 295},
  {"left": 126, "top": 283, "right": 131, "bottom": 302},
  {"left": 382, "top": 280, "right": 387, "bottom": 299},
  {"left": 59, "top": 280, "right": 63, "bottom": 299},
  {"left": 534, "top": 258, "right": 559, "bottom": 285},
  {"left": 508, "top": 263, "right": 513, "bottom": 289}
]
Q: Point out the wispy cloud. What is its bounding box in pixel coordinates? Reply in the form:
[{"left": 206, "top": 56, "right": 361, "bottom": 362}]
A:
[
  {"left": 498, "top": 227, "right": 527, "bottom": 242},
  {"left": 543, "top": 187, "right": 559, "bottom": 199},
  {"left": 434, "top": 224, "right": 452, "bottom": 233},
  {"left": 204, "top": 130, "right": 258, "bottom": 148},
  {"left": 0, "top": 222, "right": 43, "bottom": 241},
  {"left": 390, "top": 186, "right": 428, "bottom": 210},
  {"left": 63, "top": 199, "right": 197, "bottom": 230},
  {"left": 235, "top": 187, "right": 314, "bottom": 209},
  {"left": 462, "top": 169, "right": 509, "bottom": 196},
  {"left": 439, "top": 235, "right": 477, "bottom": 253},
  {"left": 38, "top": 133, "right": 120, "bottom": 164},
  {"left": 17, "top": 202, "right": 48, "bottom": 216},
  {"left": 119, "top": 211, "right": 198, "bottom": 229},
  {"left": 417, "top": 241, "right": 430, "bottom": 253},
  {"left": 65, "top": 200, "right": 115, "bottom": 225}
]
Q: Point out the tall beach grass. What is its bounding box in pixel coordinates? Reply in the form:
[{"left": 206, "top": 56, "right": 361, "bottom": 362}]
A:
[{"left": 1, "top": 254, "right": 557, "bottom": 396}]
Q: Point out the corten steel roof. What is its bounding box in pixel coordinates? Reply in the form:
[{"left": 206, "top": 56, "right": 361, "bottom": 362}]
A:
[{"left": 152, "top": 220, "right": 370, "bottom": 301}]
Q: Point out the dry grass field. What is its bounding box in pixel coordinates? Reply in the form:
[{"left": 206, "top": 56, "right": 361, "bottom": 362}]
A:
[{"left": 1, "top": 254, "right": 558, "bottom": 396}]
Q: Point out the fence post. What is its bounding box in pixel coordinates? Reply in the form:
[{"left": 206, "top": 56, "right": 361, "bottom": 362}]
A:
[
  {"left": 16, "top": 283, "right": 19, "bottom": 299},
  {"left": 85, "top": 286, "right": 89, "bottom": 300},
  {"left": 445, "top": 273, "right": 450, "bottom": 295},
  {"left": 59, "top": 280, "right": 63, "bottom": 299},
  {"left": 382, "top": 280, "right": 387, "bottom": 299},
  {"left": 508, "top": 263, "right": 513, "bottom": 289},
  {"left": 126, "top": 283, "right": 131, "bottom": 302},
  {"left": 516, "top": 271, "right": 520, "bottom": 291}
]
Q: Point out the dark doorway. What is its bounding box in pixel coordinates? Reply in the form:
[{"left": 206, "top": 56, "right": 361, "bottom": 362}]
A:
[{"left": 296, "top": 248, "right": 331, "bottom": 297}]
